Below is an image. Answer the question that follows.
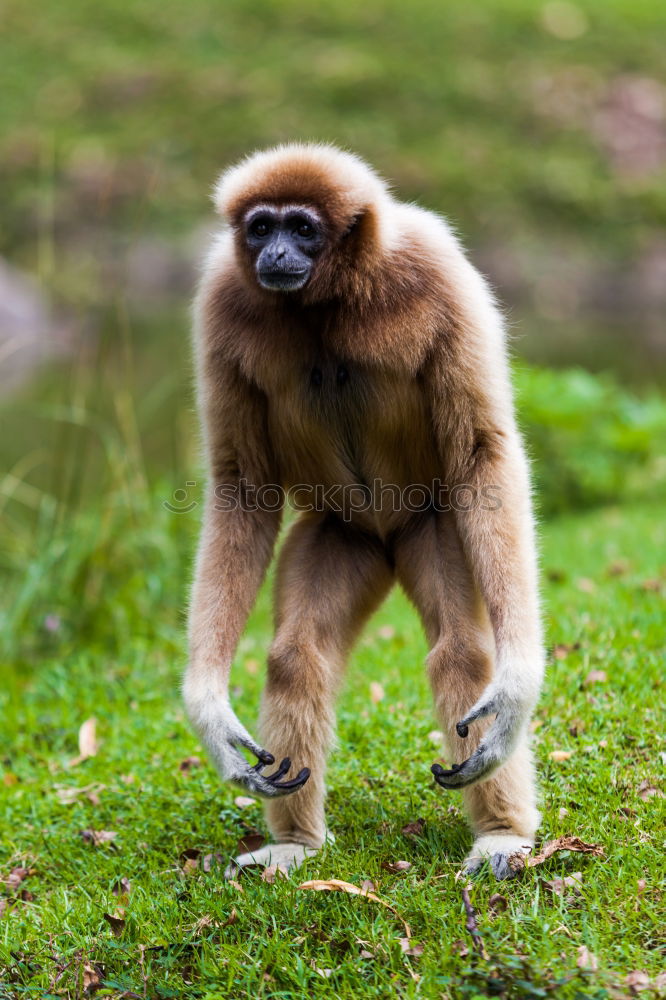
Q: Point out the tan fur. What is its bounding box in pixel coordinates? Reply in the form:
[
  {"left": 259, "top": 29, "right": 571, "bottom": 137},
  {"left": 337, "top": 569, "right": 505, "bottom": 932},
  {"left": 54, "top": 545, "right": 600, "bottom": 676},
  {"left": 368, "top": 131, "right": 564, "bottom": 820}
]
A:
[{"left": 185, "top": 143, "right": 544, "bottom": 876}]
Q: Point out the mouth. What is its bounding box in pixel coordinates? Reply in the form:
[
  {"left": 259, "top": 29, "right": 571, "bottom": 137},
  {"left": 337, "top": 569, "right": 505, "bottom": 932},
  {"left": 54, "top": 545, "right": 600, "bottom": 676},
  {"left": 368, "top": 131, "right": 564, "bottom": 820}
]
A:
[{"left": 258, "top": 269, "right": 309, "bottom": 292}]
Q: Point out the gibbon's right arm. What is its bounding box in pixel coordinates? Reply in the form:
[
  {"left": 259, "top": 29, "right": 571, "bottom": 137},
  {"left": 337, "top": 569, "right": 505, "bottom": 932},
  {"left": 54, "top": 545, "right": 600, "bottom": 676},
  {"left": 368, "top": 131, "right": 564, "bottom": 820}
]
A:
[{"left": 183, "top": 335, "right": 310, "bottom": 798}]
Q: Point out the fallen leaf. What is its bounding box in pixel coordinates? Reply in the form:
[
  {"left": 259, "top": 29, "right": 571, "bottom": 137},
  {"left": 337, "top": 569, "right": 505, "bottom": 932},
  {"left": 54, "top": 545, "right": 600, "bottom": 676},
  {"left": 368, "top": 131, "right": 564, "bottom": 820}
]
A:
[
  {"left": 427, "top": 730, "right": 443, "bottom": 745},
  {"left": 377, "top": 625, "right": 395, "bottom": 640},
  {"left": 577, "top": 577, "right": 596, "bottom": 593},
  {"left": 451, "top": 938, "right": 469, "bottom": 957},
  {"left": 82, "top": 962, "right": 102, "bottom": 994},
  {"left": 401, "top": 819, "right": 425, "bottom": 837},
  {"left": 576, "top": 944, "right": 598, "bottom": 971},
  {"left": 359, "top": 948, "right": 375, "bottom": 959},
  {"left": 370, "top": 682, "right": 385, "bottom": 703},
  {"left": 360, "top": 879, "right": 376, "bottom": 893},
  {"left": 112, "top": 877, "right": 131, "bottom": 898},
  {"left": 550, "top": 750, "right": 573, "bottom": 761},
  {"left": 228, "top": 879, "right": 244, "bottom": 892},
  {"left": 262, "top": 864, "right": 288, "bottom": 884},
  {"left": 488, "top": 893, "right": 508, "bottom": 917},
  {"left": 234, "top": 796, "right": 257, "bottom": 809},
  {"left": 103, "top": 910, "right": 126, "bottom": 936},
  {"left": 179, "top": 756, "right": 202, "bottom": 772},
  {"left": 510, "top": 836, "right": 604, "bottom": 872},
  {"left": 637, "top": 779, "right": 663, "bottom": 801},
  {"left": 4, "top": 867, "right": 32, "bottom": 890},
  {"left": 641, "top": 579, "right": 661, "bottom": 592},
  {"left": 297, "top": 879, "right": 411, "bottom": 938},
  {"left": 399, "top": 937, "right": 424, "bottom": 957},
  {"left": 202, "top": 853, "right": 224, "bottom": 873},
  {"left": 180, "top": 848, "right": 200, "bottom": 874},
  {"left": 309, "top": 959, "right": 332, "bottom": 978},
  {"left": 80, "top": 830, "right": 117, "bottom": 846},
  {"left": 236, "top": 831, "right": 265, "bottom": 855},
  {"left": 553, "top": 643, "right": 579, "bottom": 660},
  {"left": 68, "top": 718, "right": 99, "bottom": 767},
  {"left": 625, "top": 970, "right": 651, "bottom": 992},
  {"left": 56, "top": 782, "right": 105, "bottom": 805},
  {"left": 545, "top": 872, "right": 584, "bottom": 897},
  {"left": 3, "top": 773, "right": 18, "bottom": 787},
  {"left": 245, "top": 658, "right": 259, "bottom": 675},
  {"left": 558, "top": 807, "right": 569, "bottom": 820},
  {"left": 584, "top": 670, "right": 607, "bottom": 686},
  {"left": 607, "top": 559, "right": 629, "bottom": 576},
  {"left": 382, "top": 860, "right": 412, "bottom": 873},
  {"left": 193, "top": 914, "right": 217, "bottom": 934}
]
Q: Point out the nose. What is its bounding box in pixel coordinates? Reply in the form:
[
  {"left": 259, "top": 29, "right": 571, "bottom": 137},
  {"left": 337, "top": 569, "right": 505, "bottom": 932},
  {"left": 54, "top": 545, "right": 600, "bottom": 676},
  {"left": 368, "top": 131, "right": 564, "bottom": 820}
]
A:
[{"left": 275, "top": 243, "right": 286, "bottom": 260}]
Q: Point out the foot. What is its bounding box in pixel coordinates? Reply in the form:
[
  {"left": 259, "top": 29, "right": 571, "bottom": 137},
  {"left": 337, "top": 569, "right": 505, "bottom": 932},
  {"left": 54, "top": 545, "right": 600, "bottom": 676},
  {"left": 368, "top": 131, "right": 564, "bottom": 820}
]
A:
[
  {"left": 464, "top": 832, "right": 533, "bottom": 880},
  {"left": 224, "top": 842, "right": 318, "bottom": 879}
]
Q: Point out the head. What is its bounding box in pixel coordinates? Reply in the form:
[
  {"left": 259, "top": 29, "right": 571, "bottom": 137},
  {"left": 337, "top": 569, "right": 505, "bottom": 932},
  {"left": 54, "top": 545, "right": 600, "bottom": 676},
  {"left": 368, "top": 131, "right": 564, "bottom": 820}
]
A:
[
  {"left": 242, "top": 202, "right": 326, "bottom": 292},
  {"left": 213, "top": 143, "right": 392, "bottom": 300}
]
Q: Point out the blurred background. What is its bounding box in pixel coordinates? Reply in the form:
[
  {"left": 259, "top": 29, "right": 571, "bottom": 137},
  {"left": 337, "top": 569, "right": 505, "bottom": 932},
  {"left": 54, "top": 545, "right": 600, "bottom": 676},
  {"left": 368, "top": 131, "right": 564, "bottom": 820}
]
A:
[{"left": 1, "top": 0, "right": 665, "bottom": 671}]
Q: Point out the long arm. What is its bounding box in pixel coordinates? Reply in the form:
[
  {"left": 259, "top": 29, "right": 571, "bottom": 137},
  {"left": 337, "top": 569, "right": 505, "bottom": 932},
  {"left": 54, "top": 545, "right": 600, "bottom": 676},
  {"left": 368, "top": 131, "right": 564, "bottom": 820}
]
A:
[
  {"left": 428, "top": 259, "right": 544, "bottom": 789},
  {"left": 183, "top": 299, "right": 309, "bottom": 797}
]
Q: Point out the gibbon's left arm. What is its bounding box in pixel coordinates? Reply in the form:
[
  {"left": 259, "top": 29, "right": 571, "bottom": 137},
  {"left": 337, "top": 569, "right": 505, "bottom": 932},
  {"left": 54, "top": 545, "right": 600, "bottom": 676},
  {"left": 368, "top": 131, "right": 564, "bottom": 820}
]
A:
[{"left": 427, "top": 262, "right": 545, "bottom": 789}]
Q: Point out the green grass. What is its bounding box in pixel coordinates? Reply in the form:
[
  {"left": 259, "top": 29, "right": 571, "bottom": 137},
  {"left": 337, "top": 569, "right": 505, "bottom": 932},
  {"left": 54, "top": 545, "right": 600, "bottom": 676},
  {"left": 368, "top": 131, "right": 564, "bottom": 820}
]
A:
[{"left": 1, "top": 496, "right": 664, "bottom": 998}]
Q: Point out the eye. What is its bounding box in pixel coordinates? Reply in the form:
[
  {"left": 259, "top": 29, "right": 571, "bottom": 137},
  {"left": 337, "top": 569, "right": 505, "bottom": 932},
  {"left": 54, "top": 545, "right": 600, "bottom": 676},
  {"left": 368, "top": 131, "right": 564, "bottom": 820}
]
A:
[
  {"left": 250, "top": 218, "right": 271, "bottom": 238},
  {"left": 297, "top": 221, "right": 315, "bottom": 238}
]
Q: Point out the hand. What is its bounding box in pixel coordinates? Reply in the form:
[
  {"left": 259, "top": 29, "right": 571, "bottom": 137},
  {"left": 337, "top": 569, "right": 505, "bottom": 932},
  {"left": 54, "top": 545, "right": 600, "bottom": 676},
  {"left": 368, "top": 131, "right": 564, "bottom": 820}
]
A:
[
  {"left": 186, "top": 692, "right": 310, "bottom": 798},
  {"left": 432, "top": 684, "right": 531, "bottom": 790}
]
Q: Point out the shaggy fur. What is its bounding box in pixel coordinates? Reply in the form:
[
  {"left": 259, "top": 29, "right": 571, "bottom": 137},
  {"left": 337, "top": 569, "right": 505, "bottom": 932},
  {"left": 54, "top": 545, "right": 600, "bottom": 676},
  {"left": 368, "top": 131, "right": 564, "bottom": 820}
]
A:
[{"left": 184, "top": 143, "right": 544, "bottom": 878}]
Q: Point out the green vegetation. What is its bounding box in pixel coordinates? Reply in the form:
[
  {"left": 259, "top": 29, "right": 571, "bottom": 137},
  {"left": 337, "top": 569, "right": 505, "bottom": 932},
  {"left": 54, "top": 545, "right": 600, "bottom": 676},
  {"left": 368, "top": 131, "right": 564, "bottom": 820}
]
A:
[
  {"left": 2, "top": 0, "right": 665, "bottom": 996},
  {"left": 1, "top": 490, "right": 665, "bottom": 997}
]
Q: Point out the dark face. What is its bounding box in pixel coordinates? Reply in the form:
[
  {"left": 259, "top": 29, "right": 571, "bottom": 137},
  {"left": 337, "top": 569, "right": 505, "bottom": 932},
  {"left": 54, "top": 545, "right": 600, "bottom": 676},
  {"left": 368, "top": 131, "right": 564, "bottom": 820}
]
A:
[{"left": 243, "top": 204, "right": 326, "bottom": 292}]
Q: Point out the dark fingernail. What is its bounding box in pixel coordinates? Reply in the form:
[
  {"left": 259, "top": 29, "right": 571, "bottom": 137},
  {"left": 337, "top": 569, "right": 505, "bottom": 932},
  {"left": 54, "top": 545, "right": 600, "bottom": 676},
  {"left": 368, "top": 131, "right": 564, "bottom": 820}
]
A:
[
  {"left": 259, "top": 751, "right": 274, "bottom": 765},
  {"left": 456, "top": 723, "right": 469, "bottom": 738}
]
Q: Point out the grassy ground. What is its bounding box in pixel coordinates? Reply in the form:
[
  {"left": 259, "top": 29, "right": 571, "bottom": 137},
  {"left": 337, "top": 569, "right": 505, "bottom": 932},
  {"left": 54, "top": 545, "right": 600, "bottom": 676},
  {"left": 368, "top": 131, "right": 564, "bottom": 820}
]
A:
[{"left": 1, "top": 497, "right": 664, "bottom": 998}]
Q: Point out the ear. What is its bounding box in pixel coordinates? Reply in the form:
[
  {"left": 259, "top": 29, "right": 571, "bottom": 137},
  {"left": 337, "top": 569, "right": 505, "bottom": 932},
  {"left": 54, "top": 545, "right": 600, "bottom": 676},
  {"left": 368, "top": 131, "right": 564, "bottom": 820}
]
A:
[{"left": 342, "top": 213, "right": 363, "bottom": 238}]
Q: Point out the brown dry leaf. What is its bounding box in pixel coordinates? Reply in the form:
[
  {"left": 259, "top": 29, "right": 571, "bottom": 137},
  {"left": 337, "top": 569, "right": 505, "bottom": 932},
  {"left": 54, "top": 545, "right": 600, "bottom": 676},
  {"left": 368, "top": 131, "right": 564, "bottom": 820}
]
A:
[
  {"left": 193, "top": 914, "right": 217, "bottom": 934},
  {"left": 641, "top": 579, "right": 661, "bottom": 592},
  {"left": 451, "top": 938, "right": 469, "bottom": 957},
  {"left": 360, "top": 879, "right": 376, "bottom": 893},
  {"left": 559, "top": 807, "right": 569, "bottom": 820},
  {"left": 544, "top": 872, "right": 584, "bottom": 897},
  {"left": 82, "top": 962, "right": 102, "bottom": 994},
  {"left": 297, "top": 879, "right": 411, "bottom": 938},
  {"left": 576, "top": 945, "right": 598, "bottom": 971},
  {"left": 56, "top": 782, "right": 105, "bottom": 805},
  {"left": 382, "top": 860, "right": 412, "bottom": 873},
  {"left": 236, "top": 831, "right": 265, "bottom": 855},
  {"left": 112, "top": 877, "right": 131, "bottom": 898},
  {"left": 103, "top": 910, "right": 126, "bottom": 937},
  {"left": 625, "top": 970, "right": 651, "bottom": 992},
  {"left": 4, "top": 867, "right": 32, "bottom": 890},
  {"left": 202, "top": 853, "right": 224, "bottom": 873},
  {"left": 245, "top": 658, "right": 259, "bottom": 675},
  {"left": 3, "top": 773, "right": 18, "bottom": 787},
  {"left": 180, "top": 848, "right": 200, "bottom": 874},
  {"left": 401, "top": 819, "right": 425, "bottom": 837},
  {"left": 370, "top": 681, "right": 385, "bottom": 703},
  {"left": 262, "top": 864, "right": 288, "bottom": 884},
  {"left": 179, "top": 756, "right": 202, "bottom": 772},
  {"left": 488, "top": 893, "right": 508, "bottom": 917},
  {"left": 511, "top": 836, "right": 604, "bottom": 872},
  {"left": 80, "top": 830, "right": 118, "bottom": 846},
  {"left": 550, "top": 750, "right": 573, "bottom": 762},
  {"left": 377, "top": 625, "right": 395, "bottom": 640},
  {"left": 637, "top": 779, "right": 663, "bottom": 801},
  {"left": 228, "top": 879, "right": 244, "bottom": 893},
  {"left": 607, "top": 559, "right": 629, "bottom": 577},
  {"left": 234, "top": 795, "right": 257, "bottom": 809},
  {"left": 359, "top": 948, "right": 375, "bottom": 959},
  {"left": 584, "top": 670, "right": 607, "bottom": 686},
  {"left": 577, "top": 577, "right": 596, "bottom": 593},
  {"left": 399, "top": 937, "right": 424, "bottom": 957}
]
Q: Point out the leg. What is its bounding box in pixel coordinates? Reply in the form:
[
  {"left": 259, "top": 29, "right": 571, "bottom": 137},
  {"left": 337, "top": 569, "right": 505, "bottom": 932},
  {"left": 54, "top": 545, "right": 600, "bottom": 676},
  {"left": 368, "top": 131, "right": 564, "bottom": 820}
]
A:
[
  {"left": 394, "top": 512, "right": 540, "bottom": 879},
  {"left": 229, "top": 514, "right": 393, "bottom": 875}
]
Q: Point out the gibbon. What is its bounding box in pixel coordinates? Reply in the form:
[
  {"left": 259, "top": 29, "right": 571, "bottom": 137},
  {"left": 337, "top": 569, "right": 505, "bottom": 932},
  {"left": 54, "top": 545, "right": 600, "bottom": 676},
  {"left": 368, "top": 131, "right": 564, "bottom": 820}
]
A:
[{"left": 184, "top": 144, "right": 544, "bottom": 879}]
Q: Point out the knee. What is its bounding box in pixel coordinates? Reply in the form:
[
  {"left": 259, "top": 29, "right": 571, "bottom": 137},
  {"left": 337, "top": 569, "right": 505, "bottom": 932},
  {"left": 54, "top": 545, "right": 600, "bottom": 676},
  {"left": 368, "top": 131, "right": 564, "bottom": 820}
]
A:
[
  {"left": 426, "top": 635, "right": 493, "bottom": 689},
  {"left": 267, "top": 633, "right": 327, "bottom": 696}
]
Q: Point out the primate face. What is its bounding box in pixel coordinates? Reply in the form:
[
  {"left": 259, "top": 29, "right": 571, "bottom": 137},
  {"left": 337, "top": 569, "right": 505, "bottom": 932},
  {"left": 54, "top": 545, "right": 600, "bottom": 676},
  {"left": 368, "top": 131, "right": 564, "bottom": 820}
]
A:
[{"left": 243, "top": 204, "right": 326, "bottom": 292}]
